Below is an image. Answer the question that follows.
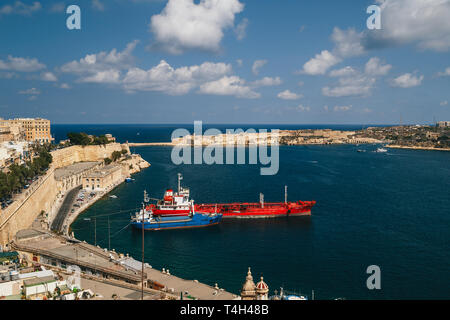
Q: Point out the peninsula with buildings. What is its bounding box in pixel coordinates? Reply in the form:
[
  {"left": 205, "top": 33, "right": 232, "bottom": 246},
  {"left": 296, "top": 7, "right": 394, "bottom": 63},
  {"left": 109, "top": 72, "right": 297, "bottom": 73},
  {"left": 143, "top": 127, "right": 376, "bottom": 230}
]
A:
[{"left": 135, "top": 122, "right": 450, "bottom": 151}]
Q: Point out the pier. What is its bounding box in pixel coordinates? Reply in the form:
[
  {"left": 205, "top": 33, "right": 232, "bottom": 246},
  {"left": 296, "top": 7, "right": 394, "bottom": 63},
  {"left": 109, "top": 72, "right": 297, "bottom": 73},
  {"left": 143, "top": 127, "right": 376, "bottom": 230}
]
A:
[{"left": 11, "top": 229, "right": 238, "bottom": 300}]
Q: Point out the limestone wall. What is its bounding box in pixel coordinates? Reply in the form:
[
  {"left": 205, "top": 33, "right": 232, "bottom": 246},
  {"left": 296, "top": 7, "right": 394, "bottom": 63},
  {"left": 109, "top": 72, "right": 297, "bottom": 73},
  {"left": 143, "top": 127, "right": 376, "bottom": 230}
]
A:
[
  {"left": 51, "top": 143, "right": 129, "bottom": 168},
  {"left": 0, "top": 169, "right": 59, "bottom": 246},
  {"left": 0, "top": 143, "right": 141, "bottom": 247}
]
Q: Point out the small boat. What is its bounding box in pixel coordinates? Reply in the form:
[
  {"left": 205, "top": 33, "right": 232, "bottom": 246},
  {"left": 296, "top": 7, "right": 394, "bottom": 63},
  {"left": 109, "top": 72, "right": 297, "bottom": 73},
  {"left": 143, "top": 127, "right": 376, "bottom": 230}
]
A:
[
  {"left": 357, "top": 149, "right": 366, "bottom": 153},
  {"left": 125, "top": 177, "right": 135, "bottom": 183},
  {"left": 375, "top": 147, "right": 388, "bottom": 153},
  {"left": 109, "top": 195, "right": 118, "bottom": 199},
  {"left": 270, "top": 287, "right": 308, "bottom": 300}
]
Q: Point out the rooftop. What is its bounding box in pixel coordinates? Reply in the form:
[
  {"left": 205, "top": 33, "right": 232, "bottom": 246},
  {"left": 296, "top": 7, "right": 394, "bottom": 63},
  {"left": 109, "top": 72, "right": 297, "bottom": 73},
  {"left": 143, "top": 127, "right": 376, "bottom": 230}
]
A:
[
  {"left": 54, "top": 162, "right": 100, "bottom": 180},
  {"left": 23, "top": 275, "right": 56, "bottom": 287},
  {"left": 85, "top": 164, "right": 121, "bottom": 178}
]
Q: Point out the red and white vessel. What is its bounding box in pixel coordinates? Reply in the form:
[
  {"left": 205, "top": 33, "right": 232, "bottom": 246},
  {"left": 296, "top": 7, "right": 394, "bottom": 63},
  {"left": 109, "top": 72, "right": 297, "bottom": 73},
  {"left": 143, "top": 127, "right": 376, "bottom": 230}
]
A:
[
  {"left": 148, "top": 174, "right": 315, "bottom": 219},
  {"left": 146, "top": 174, "right": 194, "bottom": 217}
]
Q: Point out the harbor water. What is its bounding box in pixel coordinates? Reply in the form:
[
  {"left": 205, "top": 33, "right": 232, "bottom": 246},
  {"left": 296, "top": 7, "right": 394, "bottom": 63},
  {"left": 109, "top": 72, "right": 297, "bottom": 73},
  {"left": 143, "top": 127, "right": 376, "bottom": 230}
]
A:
[{"left": 63, "top": 125, "right": 450, "bottom": 299}]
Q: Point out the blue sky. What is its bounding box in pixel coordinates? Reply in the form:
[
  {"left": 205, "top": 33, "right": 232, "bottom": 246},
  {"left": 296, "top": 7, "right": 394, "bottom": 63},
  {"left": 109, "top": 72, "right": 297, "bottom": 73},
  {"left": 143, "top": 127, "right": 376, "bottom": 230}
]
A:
[{"left": 0, "top": 0, "right": 449, "bottom": 124}]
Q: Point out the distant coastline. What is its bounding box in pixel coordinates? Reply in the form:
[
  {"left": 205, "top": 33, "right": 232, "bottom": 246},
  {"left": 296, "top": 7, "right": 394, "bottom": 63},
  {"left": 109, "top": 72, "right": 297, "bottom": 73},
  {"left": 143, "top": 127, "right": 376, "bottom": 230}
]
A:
[{"left": 387, "top": 145, "right": 450, "bottom": 152}]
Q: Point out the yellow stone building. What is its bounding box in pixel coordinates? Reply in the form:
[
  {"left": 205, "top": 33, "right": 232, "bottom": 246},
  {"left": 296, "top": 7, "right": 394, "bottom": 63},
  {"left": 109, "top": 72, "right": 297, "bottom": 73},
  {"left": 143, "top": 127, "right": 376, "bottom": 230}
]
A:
[
  {"left": 82, "top": 164, "right": 123, "bottom": 191},
  {"left": 5, "top": 118, "right": 53, "bottom": 144}
]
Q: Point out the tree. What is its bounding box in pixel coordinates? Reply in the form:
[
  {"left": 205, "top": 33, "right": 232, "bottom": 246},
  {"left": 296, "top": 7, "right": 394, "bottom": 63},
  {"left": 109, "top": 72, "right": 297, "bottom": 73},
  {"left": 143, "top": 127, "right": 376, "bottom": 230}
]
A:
[
  {"left": 111, "top": 151, "right": 122, "bottom": 162},
  {"left": 67, "top": 132, "right": 91, "bottom": 146}
]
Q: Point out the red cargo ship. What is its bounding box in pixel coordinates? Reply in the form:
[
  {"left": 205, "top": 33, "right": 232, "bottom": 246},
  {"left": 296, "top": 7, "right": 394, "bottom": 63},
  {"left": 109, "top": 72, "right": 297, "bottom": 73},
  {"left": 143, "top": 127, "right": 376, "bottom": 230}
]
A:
[
  {"left": 195, "top": 200, "right": 315, "bottom": 218},
  {"left": 148, "top": 174, "right": 315, "bottom": 219}
]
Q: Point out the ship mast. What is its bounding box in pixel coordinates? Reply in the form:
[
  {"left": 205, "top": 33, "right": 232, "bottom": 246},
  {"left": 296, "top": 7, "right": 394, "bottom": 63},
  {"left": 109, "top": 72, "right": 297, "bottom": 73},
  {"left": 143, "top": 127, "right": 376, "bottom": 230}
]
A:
[
  {"left": 284, "top": 185, "right": 288, "bottom": 204},
  {"left": 178, "top": 173, "right": 183, "bottom": 193},
  {"left": 260, "top": 193, "right": 264, "bottom": 208}
]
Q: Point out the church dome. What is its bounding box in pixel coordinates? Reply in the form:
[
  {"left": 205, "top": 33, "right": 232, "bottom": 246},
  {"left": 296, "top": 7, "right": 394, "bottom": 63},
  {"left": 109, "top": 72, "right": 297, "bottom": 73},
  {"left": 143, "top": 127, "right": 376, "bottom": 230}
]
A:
[
  {"left": 256, "top": 276, "right": 269, "bottom": 293},
  {"left": 241, "top": 267, "right": 256, "bottom": 292}
]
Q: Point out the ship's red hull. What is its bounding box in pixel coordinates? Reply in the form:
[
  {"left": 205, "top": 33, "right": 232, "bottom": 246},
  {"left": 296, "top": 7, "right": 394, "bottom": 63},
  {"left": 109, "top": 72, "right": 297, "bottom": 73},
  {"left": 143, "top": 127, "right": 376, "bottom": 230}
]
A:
[{"left": 194, "top": 201, "right": 316, "bottom": 218}]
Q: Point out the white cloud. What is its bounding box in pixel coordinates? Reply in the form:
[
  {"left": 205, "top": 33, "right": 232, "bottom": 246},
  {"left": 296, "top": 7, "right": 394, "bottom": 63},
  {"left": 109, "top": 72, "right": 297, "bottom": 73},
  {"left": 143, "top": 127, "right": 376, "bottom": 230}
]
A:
[
  {"left": 61, "top": 41, "right": 138, "bottom": 83},
  {"left": 365, "top": 57, "right": 392, "bottom": 76},
  {"left": 235, "top": 18, "right": 248, "bottom": 41},
  {"left": 0, "top": 1, "right": 41, "bottom": 16},
  {"left": 365, "top": 0, "right": 450, "bottom": 52},
  {"left": 300, "top": 28, "right": 365, "bottom": 76},
  {"left": 296, "top": 104, "right": 310, "bottom": 112},
  {"left": 59, "top": 83, "right": 71, "bottom": 89},
  {"left": 390, "top": 73, "right": 424, "bottom": 88},
  {"left": 123, "top": 60, "right": 232, "bottom": 95},
  {"left": 277, "top": 90, "right": 303, "bottom": 100},
  {"left": 437, "top": 67, "right": 450, "bottom": 77},
  {"left": 40, "top": 72, "right": 57, "bottom": 82},
  {"left": 236, "top": 59, "right": 243, "bottom": 67},
  {"left": 252, "top": 60, "right": 267, "bottom": 75},
  {"left": 199, "top": 76, "right": 260, "bottom": 99},
  {"left": 301, "top": 50, "right": 340, "bottom": 75},
  {"left": 322, "top": 75, "right": 376, "bottom": 97},
  {"left": 0, "top": 55, "right": 46, "bottom": 72},
  {"left": 19, "top": 88, "right": 40, "bottom": 95},
  {"left": 150, "top": 0, "right": 244, "bottom": 54},
  {"left": 81, "top": 70, "right": 121, "bottom": 83},
  {"left": 331, "top": 27, "right": 365, "bottom": 58},
  {"left": 251, "top": 76, "right": 282, "bottom": 87},
  {"left": 440, "top": 100, "right": 448, "bottom": 106},
  {"left": 329, "top": 66, "right": 357, "bottom": 78},
  {"left": 333, "top": 105, "right": 352, "bottom": 112}
]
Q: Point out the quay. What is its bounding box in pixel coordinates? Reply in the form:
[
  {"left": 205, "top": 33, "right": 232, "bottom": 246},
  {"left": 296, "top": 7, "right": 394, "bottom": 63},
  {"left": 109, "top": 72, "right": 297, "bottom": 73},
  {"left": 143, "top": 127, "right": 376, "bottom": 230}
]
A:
[
  {"left": 128, "top": 142, "right": 174, "bottom": 147},
  {"left": 11, "top": 228, "right": 238, "bottom": 300},
  {"left": 386, "top": 145, "right": 450, "bottom": 152}
]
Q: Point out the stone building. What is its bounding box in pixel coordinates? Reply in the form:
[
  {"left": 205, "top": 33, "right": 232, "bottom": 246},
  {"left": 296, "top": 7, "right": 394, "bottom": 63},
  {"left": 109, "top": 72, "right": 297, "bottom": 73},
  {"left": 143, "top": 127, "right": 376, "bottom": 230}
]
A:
[
  {"left": 83, "top": 164, "right": 122, "bottom": 191},
  {"left": 0, "top": 118, "right": 53, "bottom": 144},
  {"left": 240, "top": 267, "right": 269, "bottom": 300},
  {"left": 54, "top": 161, "right": 102, "bottom": 194},
  {"left": 437, "top": 121, "right": 450, "bottom": 128}
]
